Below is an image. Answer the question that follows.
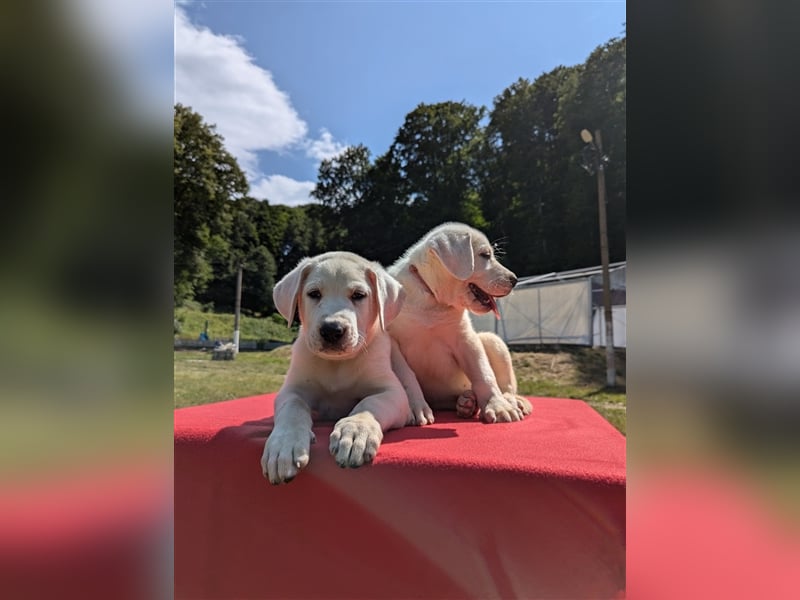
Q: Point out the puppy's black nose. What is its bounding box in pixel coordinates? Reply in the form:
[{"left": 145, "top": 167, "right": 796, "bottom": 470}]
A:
[
  {"left": 509, "top": 274, "right": 518, "bottom": 287},
  {"left": 320, "top": 322, "right": 346, "bottom": 343}
]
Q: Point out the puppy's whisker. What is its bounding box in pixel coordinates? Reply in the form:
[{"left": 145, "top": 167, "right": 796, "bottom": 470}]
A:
[
  {"left": 355, "top": 332, "right": 369, "bottom": 355},
  {"left": 491, "top": 238, "right": 509, "bottom": 258}
]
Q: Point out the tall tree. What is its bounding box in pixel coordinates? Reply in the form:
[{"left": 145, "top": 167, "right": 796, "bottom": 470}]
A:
[
  {"left": 311, "top": 144, "right": 372, "bottom": 213},
  {"left": 389, "top": 101, "right": 488, "bottom": 239},
  {"left": 557, "top": 35, "right": 626, "bottom": 268},
  {"left": 360, "top": 150, "right": 420, "bottom": 265},
  {"left": 173, "top": 104, "right": 248, "bottom": 304},
  {"left": 311, "top": 144, "right": 415, "bottom": 266},
  {"left": 484, "top": 66, "right": 580, "bottom": 275},
  {"left": 310, "top": 144, "right": 371, "bottom": 251},
  {"left": 272, "top": 205, "right": 329, "bottom": 279},
  {"left": 197, "top": 196, "right": 278, "bottom": 315}
]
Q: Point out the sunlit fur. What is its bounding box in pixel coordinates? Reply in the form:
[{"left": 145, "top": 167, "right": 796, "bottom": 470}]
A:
[
  {"left": 388, "top": 223, "right": 533, "bottom": 423},
  {"left": 262, "top": 252, "right": 413, "bottom": 485}
]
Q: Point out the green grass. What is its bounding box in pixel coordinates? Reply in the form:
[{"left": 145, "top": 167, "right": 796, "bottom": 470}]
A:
[
  {"left": 174, "top": 348, "right": 292, "bottom": 407},
  {"left": 513, "top": 347, "right": 627, "bottom": 434},
  {"left": 174, "top": 308, "right": 297, "bottom": 343},
  {"left": 174, "top": 346, "right": 626, "bottom": 434}
]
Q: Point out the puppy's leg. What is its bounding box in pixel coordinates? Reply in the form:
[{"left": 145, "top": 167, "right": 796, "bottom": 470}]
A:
[
  {"left": 457, "top": 333, "right": 524, "bottom": 423},
  {"left": 391, "top": 338, "right": 434, "bottom": 425},
  {"left": 261, "top": 391, "right": 315, "bottom": 485},
  {"left": 330, "top": 386, "right": 408, "bottom": 468},
  {"left": 479, "top": 332, "right": 533, "bottom": 416}
]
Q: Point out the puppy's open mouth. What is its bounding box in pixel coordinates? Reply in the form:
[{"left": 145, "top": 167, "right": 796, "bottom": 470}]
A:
[{"left": 469, "top": 283, "right": 500, "bottom": 319}]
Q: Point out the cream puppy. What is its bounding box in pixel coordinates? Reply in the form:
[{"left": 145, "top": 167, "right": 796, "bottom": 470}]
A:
[
  {"left": 388, "top": 223, "right": 533, "bottom": 423},
  {"left": 261, "top": 252, "right": 412, "bottom": 484}
]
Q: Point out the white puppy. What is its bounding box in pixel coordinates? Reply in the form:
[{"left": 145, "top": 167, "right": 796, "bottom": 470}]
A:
[
  {"left": 388, "top": 223, "right": 533, "bottom": 423},
  {"left": 261, "top": 252, "right": 412, "bottom": 484}
]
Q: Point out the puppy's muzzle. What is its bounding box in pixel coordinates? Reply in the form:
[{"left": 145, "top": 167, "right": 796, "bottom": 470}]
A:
[
  {"left": 319, "top": 321, "right": 348, "bottom": 346},
  {"left": 493, "top": 270, "right": 518, "bottom": 296}
]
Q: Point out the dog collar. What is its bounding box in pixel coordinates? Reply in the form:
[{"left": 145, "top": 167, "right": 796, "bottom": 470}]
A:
[{"left": 409, "top": 264, "right": 435, "bottom": 297}]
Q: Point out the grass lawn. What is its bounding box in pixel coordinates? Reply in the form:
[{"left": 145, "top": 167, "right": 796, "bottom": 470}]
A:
[
  {"left": 174, "top": 307, "right": 296, "bottom": 344},
  {"left": 175, "top": 345, "right": 626, "bottom": 434},
  {"left": 174, "top": 346, "right": 293, "bottom": 408}
]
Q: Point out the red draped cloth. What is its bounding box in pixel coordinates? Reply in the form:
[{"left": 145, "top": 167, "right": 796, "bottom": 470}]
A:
[{"left": 175, "top": 394, "right": 626, "bottom": 599}]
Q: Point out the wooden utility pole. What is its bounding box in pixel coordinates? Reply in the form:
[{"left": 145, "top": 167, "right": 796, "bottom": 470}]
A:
[
  {"left": 594, "top": 130, "right": 616, "bottom": 386},
  {"left": 233, "top": 263, "right": 243, "bottom": 354}
]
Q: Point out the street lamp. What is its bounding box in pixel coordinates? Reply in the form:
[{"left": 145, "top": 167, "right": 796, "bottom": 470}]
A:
[{"left": 580, "top": 129, "right": 616, "bottom": 387}]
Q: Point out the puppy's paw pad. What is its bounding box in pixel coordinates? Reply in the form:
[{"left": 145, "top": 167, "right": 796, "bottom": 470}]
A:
[{"left": 456, "top": 390, "right": 478, "bottom": 418}]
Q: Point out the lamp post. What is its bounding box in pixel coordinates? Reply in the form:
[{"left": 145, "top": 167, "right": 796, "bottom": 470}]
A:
[
  {"left": 580, "top": 129, "right": 616, "bottom": 387},
  {"left": 233, "top": 262, "right": 243, "bottom": 354}
]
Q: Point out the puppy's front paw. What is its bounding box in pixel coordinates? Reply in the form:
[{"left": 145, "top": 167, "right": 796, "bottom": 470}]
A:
[
  {"left": 329, "top": 413, "right": 383, "bottom": 468},
  {"left": 410, "top": 397, "right": 435, "bottom": 425},
  {"left": 482, "top": 394, "right": 523, "bottom": 423},
  {"left": 507, "top": 393, "right": 533, "bottom": 416},
  {"left": 261, "top": 428, "right": 315, "bottom": 485}
]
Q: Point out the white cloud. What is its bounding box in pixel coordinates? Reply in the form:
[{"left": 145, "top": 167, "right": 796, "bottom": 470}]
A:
[
  {"left": 175, "top": 8, "right": 350, "bottom": 206},
  {"left": 250, "top": 175, "right": 316, "bottom": 207},
  {"left": 175, "top": 7, "right": 308, "bottom": 177},
  {"left": 305, "top": 129, "right": 348, "bottom": 162}
]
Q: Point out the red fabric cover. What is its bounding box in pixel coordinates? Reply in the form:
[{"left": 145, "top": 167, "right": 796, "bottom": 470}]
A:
[{"left": 175, "top": 394, "right": 626, "bottom": 599}]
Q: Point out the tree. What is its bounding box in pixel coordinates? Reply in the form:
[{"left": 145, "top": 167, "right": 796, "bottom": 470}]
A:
[
  {"left": 174, "top": 104, "right": 248, "bottom": 305},
  {"left": 197, "top": 196, "right": 278, "bottom": 315},
  {"left": 484, "top": 67, "right": 579, "bottom": 275},
  {"left": 388, "top": 101, "right": 488, "bottom": 238},
  {"left": 310, "top": 144, "right": 371, "bottom": 250},
  {"left": 311, "top": 144, "right": 372, "bottom": 213},
  {"left": 311, "top": 144, "right": 415, "bottom": 266},
  {"left": 480, "top": 35, "right": 626, "bottom": 276},
  {"left": 557, "top": 36, "right": 626, "bottom": 268},
  {"left": 272, "top": 205, "right": 328, "bottom": 280}
]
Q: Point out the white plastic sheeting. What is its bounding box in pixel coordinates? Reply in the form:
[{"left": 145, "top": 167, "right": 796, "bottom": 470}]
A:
[{"left": 470, "top": 280, "right": 596, "bottom": 346}]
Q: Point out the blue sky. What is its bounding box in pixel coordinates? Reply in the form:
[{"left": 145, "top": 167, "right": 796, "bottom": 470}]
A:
[{"left": 175, "top": 1, "right": 625, "bottom": 206}]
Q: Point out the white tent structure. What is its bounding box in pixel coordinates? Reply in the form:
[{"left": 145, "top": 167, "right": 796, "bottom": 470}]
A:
[{"left": 470, "top": 261, "right": 626, "bottom": 348}]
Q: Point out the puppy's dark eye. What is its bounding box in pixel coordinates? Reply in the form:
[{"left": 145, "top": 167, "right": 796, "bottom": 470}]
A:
[
  {"left": 479, "top": 251, "right": 492, "bottom": 259},
  {"left": 307, "top": 290, "right": 321, "bottom": 300},
  {"left": 351, "top": 290, "right": 367, "bottom": 301}
]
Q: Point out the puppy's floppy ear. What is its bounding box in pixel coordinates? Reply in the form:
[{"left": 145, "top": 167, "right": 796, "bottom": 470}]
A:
[
  {"left": 428, "top": 230, "right": 474, "bottom": 280},
  {"left": 273, "top": 257, "right": 313, "bottom": 326},
  {"left": 367, "top": 266, "right": 405, "bottom": 331}
]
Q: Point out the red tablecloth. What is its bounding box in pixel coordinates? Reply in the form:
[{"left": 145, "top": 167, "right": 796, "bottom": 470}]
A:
[{"left": 175, "top": 394, "right": 626, "bottom": 599}]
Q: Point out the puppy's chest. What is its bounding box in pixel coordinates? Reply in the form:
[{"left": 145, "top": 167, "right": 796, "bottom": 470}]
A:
[
  {"left": 402, "top": 333, "right": 459, "bottom": 372},
  {"left": 303, "top": 362, "right": 366, "bottom": 397},
  {"left": 305, "top": 371, "right": 371, "bottom": 420}
]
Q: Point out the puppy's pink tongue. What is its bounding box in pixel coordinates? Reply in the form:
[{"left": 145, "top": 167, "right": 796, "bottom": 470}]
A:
[{"left": 490, "top": 297, "right": 500, "bottom": 319}]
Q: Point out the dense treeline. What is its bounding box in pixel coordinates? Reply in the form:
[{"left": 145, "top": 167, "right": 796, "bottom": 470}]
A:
[{"left": 174, "top": 33, "right": 625, "bottom": 315}]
